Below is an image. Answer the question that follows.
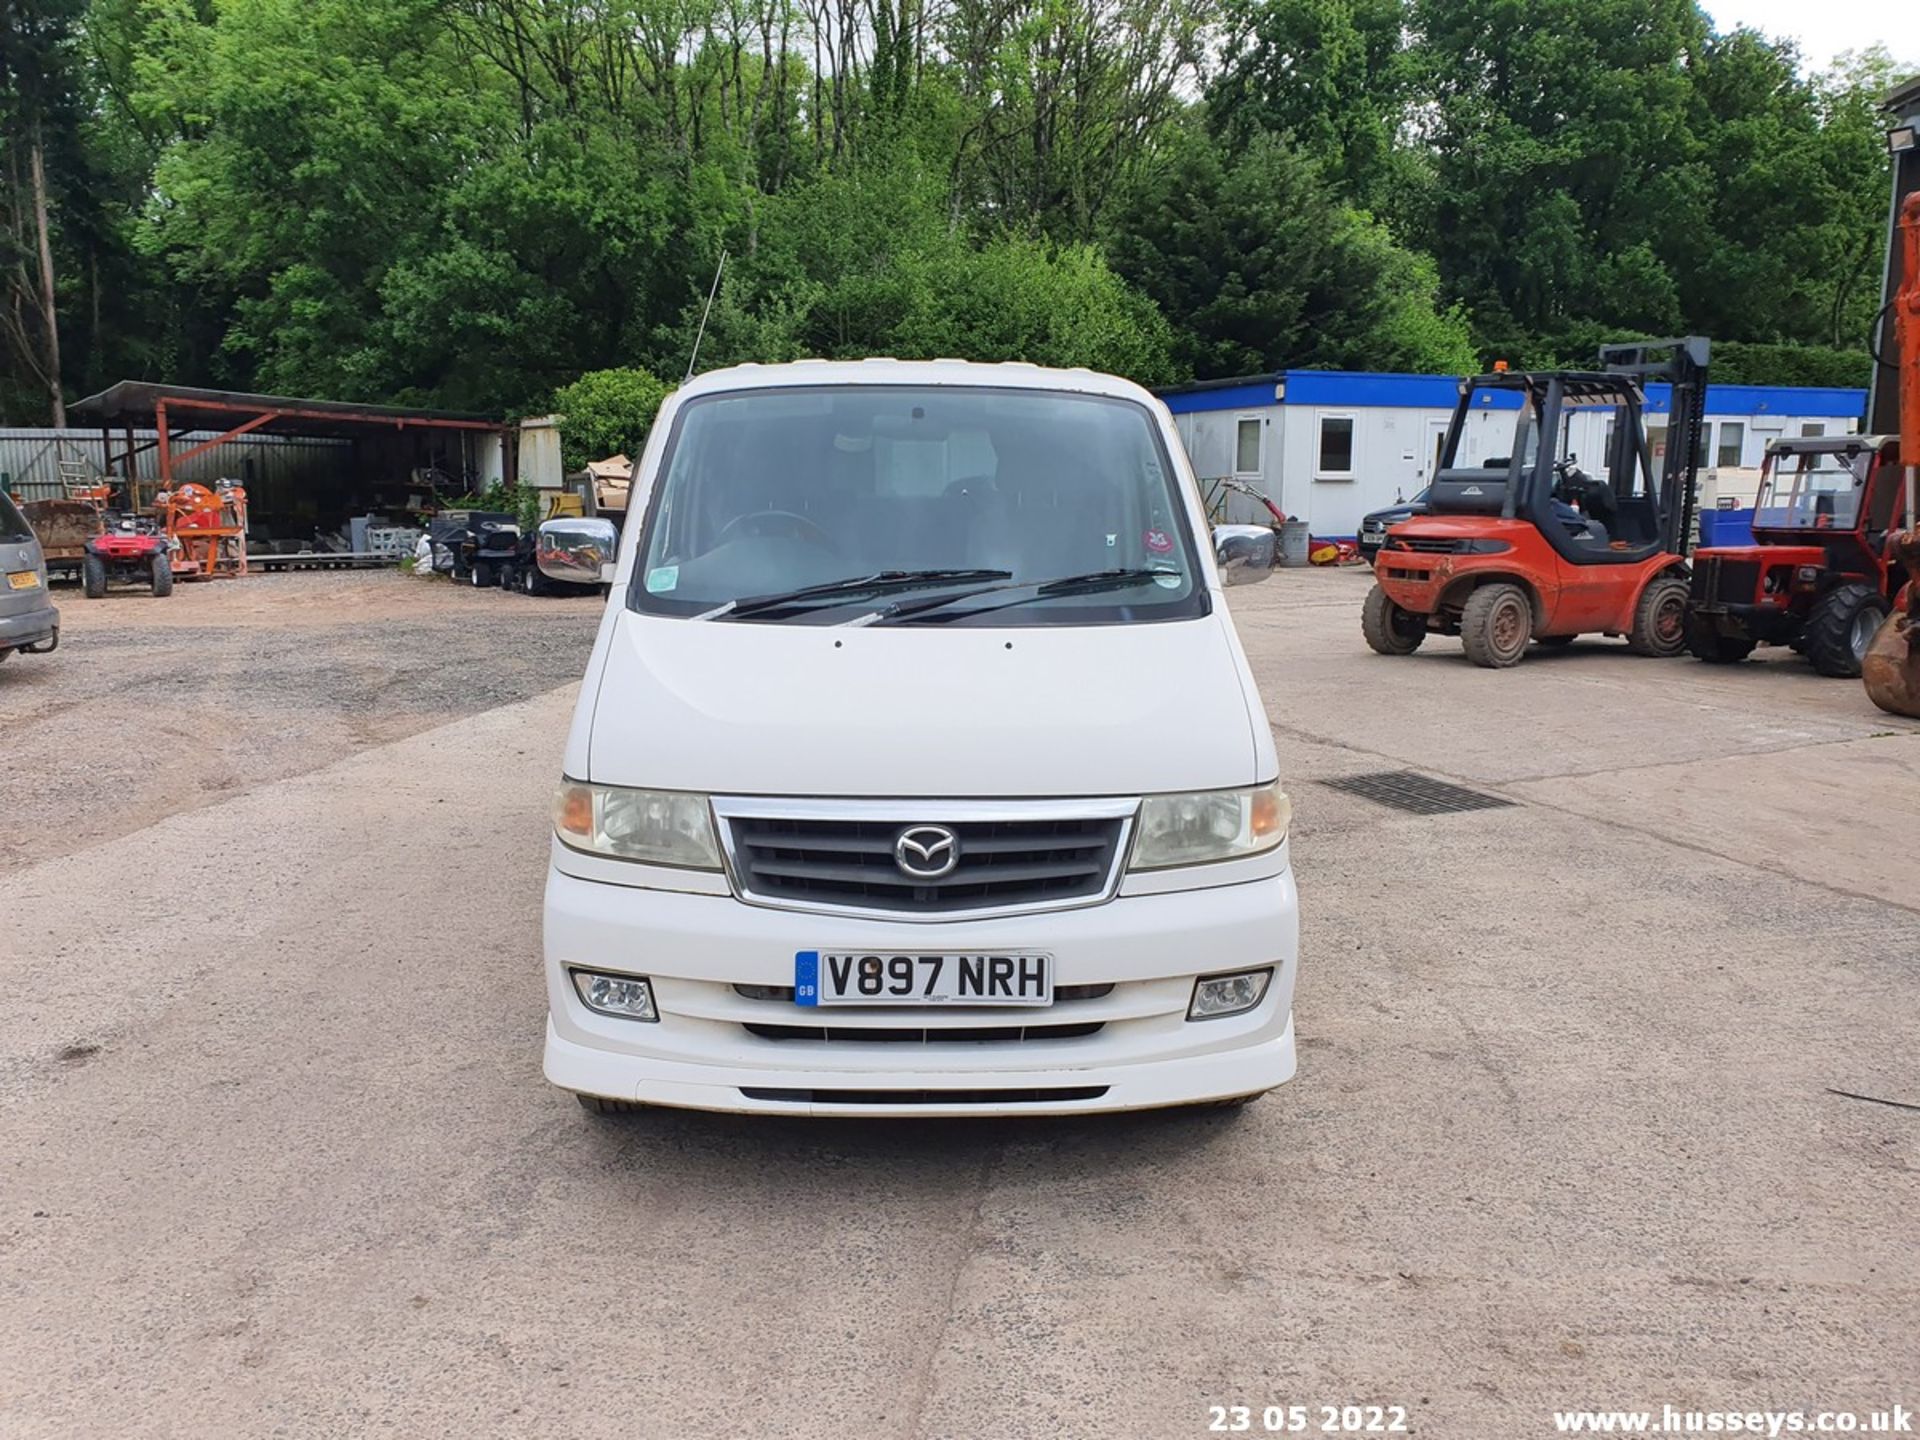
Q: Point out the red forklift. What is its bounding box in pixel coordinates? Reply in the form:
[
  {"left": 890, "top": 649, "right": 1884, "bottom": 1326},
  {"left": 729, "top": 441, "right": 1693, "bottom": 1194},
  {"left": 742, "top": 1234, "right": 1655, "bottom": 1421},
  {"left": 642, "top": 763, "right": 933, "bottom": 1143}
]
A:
[
  {"left": 1363, "top": 338, "right": 1710, "bottom": 667},
  {"left": 1685, "top": 436, "right": 1902, "bottom": 676}
]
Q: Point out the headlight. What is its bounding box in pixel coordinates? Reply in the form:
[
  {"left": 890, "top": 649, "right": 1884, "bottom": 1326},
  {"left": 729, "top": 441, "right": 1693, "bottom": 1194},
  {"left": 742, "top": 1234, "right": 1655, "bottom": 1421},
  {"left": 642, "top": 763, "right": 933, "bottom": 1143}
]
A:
[
  {"left": 552, "top": 781, "right": 721, "bottom": 869},
  {"left": 1129, "top": 781, "right": 1290, "bottom": 870}
]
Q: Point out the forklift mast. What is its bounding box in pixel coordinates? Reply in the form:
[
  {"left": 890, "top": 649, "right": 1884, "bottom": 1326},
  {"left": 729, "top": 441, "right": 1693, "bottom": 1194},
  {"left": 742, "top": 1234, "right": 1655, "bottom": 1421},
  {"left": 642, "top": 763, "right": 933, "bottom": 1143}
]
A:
[{"left": 1597, "top": 336, "right": 1711, "bottom": 555}]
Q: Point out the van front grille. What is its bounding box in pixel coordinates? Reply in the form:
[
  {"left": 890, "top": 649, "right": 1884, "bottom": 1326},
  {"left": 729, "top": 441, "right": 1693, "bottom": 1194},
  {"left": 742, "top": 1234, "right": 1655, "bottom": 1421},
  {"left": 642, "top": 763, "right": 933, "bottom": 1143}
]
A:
[
  {"left": 719, "top": 810, "right": 1130, "bottom": 915},
  {"left": 742, "top": 1021, "right": 1105, "bottom": 1044},
  {"left": 733, "top": 981, "right": 1114, "bottom": 1003}
]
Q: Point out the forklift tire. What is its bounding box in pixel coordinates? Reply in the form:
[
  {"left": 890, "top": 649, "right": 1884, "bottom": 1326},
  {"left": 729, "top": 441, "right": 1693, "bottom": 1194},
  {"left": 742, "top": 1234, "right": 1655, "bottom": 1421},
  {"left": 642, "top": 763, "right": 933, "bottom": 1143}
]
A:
[
  {"left": 1460, "top": 583, "right": 1532, "bottom": 668},
  {"left": 1361, "top": 584, "right": 1426, "bottom": 655},
  {"left": 1686, "top": 615, "right": 1754, "bottom": 664},
  {"left": 1626, "top": 576, "right": 1690, "bottom": 657},
  {"left": 1804, "top": 582, "right": 1889, "bottom": 679},
  {"left": 81, "top": 552, "right": 107, "bottom": 599},
  {"left": 149, "top": 552, "right": 173, "bottom": 598}
]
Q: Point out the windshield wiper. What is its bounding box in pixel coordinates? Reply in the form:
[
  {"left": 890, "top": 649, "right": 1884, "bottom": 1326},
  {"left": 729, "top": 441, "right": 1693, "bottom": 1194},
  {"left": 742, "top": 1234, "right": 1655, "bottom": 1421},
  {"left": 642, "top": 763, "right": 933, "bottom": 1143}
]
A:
[
  {"left": 852, "top": 568, "right": 1177, "bottom": 626},
  {"left": 693, "top": 568, "right": 1013, "bottom": 621}
]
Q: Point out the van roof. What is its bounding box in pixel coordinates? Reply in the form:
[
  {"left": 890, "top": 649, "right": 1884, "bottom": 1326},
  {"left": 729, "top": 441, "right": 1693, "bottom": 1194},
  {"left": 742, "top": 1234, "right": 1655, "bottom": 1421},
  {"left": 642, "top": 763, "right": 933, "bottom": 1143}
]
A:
[{"left": 676, "top": 358, "right": 1158, "bottom": 407}]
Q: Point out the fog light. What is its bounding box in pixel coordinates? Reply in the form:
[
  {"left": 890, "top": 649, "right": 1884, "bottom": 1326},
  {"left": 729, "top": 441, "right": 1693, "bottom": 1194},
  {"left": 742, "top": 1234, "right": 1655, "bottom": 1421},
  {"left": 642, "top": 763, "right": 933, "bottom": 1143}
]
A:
[
  {"left": 1188, "top": 968, "right": 1273, "bottom": 1021},
  {"left": 571, "top": 970, "right": 659, "bottom": 1021}
]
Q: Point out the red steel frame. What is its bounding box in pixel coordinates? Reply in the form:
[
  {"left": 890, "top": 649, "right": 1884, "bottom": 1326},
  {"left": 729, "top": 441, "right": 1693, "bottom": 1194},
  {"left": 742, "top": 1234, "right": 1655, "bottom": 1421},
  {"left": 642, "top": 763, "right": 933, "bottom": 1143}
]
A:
[{"left": 150, "top": 396, "right": 505, "bottom": 493}]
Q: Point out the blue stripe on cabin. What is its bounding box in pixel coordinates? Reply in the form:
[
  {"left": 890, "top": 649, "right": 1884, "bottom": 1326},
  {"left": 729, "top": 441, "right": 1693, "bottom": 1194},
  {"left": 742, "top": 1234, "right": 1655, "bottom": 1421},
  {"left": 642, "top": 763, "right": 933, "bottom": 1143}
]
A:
[
  {"left": 1157, "top": 371, "right": 1866, "bottom": 421},
  {"left": 1159, "top": 380, "right": 1282, "bottom": 414}
]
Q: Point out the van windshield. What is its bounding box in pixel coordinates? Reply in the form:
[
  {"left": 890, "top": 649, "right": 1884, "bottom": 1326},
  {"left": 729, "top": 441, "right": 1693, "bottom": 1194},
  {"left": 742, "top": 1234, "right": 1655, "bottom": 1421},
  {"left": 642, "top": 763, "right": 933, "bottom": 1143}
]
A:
[{"left": 629, "top": 385, "right": 1205, "bottom": 625}]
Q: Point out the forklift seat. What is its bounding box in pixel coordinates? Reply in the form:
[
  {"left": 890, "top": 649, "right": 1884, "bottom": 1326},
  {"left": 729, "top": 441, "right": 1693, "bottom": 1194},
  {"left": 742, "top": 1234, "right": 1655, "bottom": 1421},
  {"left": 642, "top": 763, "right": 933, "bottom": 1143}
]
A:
[{"left": 1427, "top": 468, "right": 1510, "bottom": 515}]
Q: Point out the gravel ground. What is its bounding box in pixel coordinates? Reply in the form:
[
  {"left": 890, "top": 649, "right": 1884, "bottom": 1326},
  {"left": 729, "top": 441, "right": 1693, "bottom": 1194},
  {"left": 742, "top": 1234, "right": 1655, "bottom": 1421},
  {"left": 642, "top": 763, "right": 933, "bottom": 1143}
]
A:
[
  {"left": 0, "top": 571, "right": 602, "bottom": 871},
  {"left": 2, "top": 568, "right": 1917, "bottom": 1439}
]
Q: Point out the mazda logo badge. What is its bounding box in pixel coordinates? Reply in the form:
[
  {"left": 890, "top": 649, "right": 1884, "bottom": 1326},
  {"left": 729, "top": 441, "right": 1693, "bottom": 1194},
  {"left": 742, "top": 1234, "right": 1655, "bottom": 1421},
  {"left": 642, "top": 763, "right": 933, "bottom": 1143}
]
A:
[{"left": 894, "top": 824, "right": 960, "bottom": 880}]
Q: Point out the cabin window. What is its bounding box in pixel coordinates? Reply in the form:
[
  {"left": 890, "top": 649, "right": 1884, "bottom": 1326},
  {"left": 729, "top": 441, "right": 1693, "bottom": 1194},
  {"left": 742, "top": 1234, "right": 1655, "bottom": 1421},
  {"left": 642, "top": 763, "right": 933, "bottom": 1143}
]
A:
[
  {"left": 1317, "top": 414, "right": 1355, "bottom": 478},
  {"left": 1235, "top": 417, "right": 1262, "bottom": 475}
]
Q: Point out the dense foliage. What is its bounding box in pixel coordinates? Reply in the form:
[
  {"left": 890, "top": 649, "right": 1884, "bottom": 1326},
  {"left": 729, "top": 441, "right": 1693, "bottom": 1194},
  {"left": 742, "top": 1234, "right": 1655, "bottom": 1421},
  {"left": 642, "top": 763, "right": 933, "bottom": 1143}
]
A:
[
  {"left": 0, "top": 0, "right": 1906, "bottom": 430},
  {"left": 552, "top": 368, "right": 672, "bottom": 473}
]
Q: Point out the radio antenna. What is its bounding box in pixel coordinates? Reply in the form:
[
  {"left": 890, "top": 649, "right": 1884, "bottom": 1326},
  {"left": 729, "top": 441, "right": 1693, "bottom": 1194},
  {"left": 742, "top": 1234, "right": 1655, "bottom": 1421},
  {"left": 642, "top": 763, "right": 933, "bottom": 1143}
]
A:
[{"left": 685, "top": 248, "right": 728, "bottom": 383}]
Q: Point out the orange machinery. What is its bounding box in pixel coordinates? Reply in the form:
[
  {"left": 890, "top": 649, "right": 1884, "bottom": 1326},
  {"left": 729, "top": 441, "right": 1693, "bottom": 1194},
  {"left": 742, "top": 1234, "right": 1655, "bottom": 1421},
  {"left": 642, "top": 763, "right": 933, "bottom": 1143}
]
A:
[
  {"left": 1862, "top": 193, "right": 1920, "bottom": 718},
  {"left": 154, "top": 480, "right": 249, "bottom": 580}
]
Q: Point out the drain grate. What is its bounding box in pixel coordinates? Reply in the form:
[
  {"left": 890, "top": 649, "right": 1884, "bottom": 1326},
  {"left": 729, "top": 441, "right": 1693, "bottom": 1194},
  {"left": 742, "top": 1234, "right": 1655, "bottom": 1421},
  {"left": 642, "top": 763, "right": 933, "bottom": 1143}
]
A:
[{"left": 1320, "top": 770, "right": 1515, "bottom": 816}]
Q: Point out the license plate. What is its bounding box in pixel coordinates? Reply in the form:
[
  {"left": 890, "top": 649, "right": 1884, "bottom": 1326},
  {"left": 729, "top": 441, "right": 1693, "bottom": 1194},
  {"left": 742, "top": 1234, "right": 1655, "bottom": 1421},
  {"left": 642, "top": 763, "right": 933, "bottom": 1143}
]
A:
[
  {"left": 795, "top": 951, "right": 1053, "bottom": 1007},
  {"left": 6, "top": 571, "right": 38, "bottom": 590}
]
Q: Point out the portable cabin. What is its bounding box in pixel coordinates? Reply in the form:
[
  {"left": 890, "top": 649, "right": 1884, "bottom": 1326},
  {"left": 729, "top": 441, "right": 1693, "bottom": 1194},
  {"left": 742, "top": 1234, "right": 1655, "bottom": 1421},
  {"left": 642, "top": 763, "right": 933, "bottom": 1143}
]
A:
[{"left": 1159, "top": 371, "right": 1867, "bottom": 539}]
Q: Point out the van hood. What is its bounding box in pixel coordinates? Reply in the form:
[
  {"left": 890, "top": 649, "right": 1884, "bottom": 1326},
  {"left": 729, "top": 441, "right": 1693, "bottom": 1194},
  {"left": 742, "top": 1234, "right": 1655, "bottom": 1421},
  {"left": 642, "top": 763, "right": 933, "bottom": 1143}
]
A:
[{"left": 586, "top": 611, "right": 1261, "bottom": 797}]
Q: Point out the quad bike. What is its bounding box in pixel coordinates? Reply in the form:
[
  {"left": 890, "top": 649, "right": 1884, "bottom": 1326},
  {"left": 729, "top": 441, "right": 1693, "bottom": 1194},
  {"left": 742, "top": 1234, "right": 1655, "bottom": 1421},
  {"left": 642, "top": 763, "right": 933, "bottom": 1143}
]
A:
[{"left": 83, "top": 521, "right": 174, "bottom": 598}]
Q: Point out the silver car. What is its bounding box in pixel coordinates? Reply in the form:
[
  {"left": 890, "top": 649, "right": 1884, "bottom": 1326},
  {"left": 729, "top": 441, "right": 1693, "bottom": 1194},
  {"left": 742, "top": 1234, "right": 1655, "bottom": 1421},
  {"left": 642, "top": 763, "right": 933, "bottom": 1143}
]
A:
[{"left": 0, "top": 490, "right": 60, "bottom": 663}]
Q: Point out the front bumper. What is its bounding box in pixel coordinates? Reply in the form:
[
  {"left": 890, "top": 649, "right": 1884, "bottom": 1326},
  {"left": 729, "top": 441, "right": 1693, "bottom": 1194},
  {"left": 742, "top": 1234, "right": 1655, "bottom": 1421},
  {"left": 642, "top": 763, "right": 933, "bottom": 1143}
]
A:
[
  {"left": 543, "top": 862, "right": 1299, "bottom": 1117},
  {"left": 1688, "top": 599, "right": 1801, "bottom": 643},
  {"left": 0, "top": 600, "right": 59, "bottom": 652}
]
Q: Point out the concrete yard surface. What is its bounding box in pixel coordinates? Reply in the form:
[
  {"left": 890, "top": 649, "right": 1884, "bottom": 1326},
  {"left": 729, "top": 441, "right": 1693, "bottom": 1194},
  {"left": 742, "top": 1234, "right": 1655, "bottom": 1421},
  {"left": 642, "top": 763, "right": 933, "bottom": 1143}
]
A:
[{"left": 2, "top": 569, "right": 1916, "bottom": 1439}]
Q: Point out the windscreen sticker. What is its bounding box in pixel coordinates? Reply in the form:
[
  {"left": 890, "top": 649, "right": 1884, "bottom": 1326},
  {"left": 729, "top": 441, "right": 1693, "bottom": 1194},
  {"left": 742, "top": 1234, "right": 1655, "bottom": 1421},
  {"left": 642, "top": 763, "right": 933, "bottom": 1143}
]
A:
[
  {"left": 645, "top": 565, "right": 679, "bottom": 594},
  {"left": 1151, "top": 569, "right": 1182, "bottom": 589},
  {"left": 1143, "top": 529, "right": 1174, "bottom": 554}
]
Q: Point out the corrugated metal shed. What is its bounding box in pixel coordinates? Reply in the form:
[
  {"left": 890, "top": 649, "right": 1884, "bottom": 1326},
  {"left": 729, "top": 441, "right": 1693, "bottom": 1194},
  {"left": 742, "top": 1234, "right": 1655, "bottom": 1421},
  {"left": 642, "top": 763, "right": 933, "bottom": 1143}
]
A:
[{"left": 0, "top": 427, "right": 350, "bottom": 502}]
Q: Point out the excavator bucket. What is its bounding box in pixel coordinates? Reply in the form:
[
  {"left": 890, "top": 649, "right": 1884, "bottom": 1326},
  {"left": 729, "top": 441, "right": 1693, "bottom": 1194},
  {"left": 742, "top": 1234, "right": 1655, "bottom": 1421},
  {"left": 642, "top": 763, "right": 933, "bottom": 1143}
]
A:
[{"left": 1862, "top": 603, "right": 1920, "bottom": 718}]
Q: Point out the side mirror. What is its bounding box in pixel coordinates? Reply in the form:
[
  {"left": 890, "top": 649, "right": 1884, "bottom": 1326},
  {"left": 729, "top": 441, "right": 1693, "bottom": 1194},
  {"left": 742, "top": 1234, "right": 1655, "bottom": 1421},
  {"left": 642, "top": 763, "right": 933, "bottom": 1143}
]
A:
[
  {"left": 1213, "top": 524, "right": 1276, "bottom": 586},
  {"left": 534, "top": 517, "right": 619, "bottom": 585}
]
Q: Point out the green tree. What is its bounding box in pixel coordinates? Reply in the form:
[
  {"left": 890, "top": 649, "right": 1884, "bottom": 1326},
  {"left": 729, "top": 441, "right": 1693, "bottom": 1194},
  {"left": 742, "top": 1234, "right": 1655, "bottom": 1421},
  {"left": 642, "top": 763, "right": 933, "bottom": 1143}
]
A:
[
  {"left": 683, "top": 148, "right": 1176, "bottom": 381},
  {"left": 1207, "top": 0, "right": 1413, "bottom": 207},
  {"left": 1, "top": 0, "right": 90, "bottom": 422},
  {"left": 1106, "top": 127, "right": 1474, "bottom": 378},
  {"left": 553, "top": 367, "right": 671, "bottom": 473}
]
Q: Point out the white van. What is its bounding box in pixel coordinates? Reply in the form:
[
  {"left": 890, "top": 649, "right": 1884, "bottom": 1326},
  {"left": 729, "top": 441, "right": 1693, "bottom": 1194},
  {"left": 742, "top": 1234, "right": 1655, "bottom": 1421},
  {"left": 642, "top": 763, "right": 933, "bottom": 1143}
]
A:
[{"left": 544, "top": 360, "right": 1299, "bottom": 1117}]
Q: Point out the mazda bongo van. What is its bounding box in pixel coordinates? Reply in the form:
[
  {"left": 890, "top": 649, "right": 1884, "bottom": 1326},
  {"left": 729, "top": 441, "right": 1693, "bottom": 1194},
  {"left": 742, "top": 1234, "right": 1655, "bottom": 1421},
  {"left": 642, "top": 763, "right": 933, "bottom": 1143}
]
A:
[{"left": 544, "top": 359, "right": 1298, "bottom": 1117}]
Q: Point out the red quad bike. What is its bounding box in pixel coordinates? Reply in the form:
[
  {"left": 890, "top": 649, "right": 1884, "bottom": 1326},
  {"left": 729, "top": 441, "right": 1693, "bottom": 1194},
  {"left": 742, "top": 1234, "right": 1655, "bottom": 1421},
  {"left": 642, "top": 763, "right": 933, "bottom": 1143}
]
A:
[
  {"left": 1686, "top": 436, "right": 1905, "bottom": 677},
  {"left": 1363, "top": 337, "right": 1709, "bottom": 668},
  {"left": 83, "top": 522, "right": 174, "bottom": 599}
]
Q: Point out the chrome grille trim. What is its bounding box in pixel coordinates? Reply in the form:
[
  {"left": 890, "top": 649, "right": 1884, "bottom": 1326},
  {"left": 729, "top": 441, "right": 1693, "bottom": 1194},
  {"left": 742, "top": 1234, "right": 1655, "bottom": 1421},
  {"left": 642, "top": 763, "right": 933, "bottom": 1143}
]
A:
[{"left": 711, "top": 796, "right": 1138, "bottom": 921}]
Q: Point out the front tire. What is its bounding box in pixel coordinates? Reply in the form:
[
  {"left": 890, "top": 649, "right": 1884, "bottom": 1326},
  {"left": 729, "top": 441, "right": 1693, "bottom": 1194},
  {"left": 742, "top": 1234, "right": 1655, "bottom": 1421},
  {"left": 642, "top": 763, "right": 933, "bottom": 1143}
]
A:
[
  {"left": 1460, "top": 583, "right": 1532, "bottom": 668},
  {"left": 1804, "top": 582, "right": 1889, "bottom": 678},
  {"left": 1362, "top": 584, "right": 1426, "bottom": 655},
  {"left": 518, "top": 563, "right": 540, "bottom": 596},
  {"left": 82, "top": 551, "right": 107, "bottom": 599},
  {"left": 1627, "top": 576, "right": 1690, "bottom": 657},
  {"left": 1686, "top": 615, "right": 1755, "bottom": 664},
  {"left": 470, "top": 559, "right": 493, "bottom": 589},
  {"left": 575, "top": 1093, "right": 644, "bottom": 1116},
  {"left": 149, "top": 551, "right": 173, "bottom": 598}
]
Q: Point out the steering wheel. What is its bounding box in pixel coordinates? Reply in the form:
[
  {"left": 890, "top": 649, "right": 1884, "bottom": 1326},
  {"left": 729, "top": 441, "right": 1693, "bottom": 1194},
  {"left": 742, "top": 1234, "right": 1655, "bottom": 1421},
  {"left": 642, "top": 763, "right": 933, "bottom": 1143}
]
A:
[{"left": 715, "top": 509, "right": 836, "bottom": 550}]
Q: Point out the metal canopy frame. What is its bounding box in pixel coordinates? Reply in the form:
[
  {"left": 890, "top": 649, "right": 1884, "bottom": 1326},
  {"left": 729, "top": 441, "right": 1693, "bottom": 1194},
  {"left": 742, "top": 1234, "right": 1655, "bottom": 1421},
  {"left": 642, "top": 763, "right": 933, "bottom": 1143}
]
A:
[{"left": 66, "top": 382, "right": 513, "bottom": 506}]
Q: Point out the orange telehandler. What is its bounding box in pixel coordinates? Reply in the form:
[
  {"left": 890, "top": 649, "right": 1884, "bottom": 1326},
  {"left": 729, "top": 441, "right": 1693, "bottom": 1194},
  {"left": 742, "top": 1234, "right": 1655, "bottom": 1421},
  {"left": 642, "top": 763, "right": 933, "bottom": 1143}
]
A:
[{"left": 1861, "top": 192, "right": 1920, "bottom": 719}]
